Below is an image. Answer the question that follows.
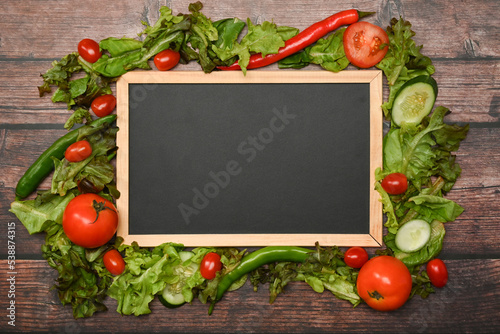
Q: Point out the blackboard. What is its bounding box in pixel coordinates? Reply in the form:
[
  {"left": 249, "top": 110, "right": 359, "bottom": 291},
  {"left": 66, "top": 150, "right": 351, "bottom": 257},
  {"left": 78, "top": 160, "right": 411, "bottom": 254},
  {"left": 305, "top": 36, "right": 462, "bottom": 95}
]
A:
[{"left": 116, "top": 71, "right": 383, "bottom": 247}]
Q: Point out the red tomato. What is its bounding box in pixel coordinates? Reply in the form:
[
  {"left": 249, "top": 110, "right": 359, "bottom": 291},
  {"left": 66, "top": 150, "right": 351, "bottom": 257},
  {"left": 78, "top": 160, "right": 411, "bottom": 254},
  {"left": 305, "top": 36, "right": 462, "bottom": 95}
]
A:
[
  {"left": 427, "top": 259, "right": 448, "bottom": 288},
  {"left": 153, "top": 49, "right": 181, "bottom": 71},
  {"left": 65, "top": 140, "right": 92, "bottom": 162},
  {"left": 357, "top": 255, "right": 412, "bottom": 311},
  {"left": 343, "top": 22, "right": 389, "bottom": 68},
  {"left": 103, "top": 249, "right": 126, "bottom": 275},
  {"left": 62, "top": 193, "right": 118, "bottom": 248},
  {"left": 78, "top": 38, "right": 102, "bottom": 63},
  {"left": 381, "top": 173, "right": 408, "bottom": 195},
  {"left": 91, "top": 94, "right": 116, "bottom": 117},
  {"left": 200, "top": 252, "right": 222, "bottom": 280},
  {"left": 344, "top": 247, "right": 369, "bottom": 268}
]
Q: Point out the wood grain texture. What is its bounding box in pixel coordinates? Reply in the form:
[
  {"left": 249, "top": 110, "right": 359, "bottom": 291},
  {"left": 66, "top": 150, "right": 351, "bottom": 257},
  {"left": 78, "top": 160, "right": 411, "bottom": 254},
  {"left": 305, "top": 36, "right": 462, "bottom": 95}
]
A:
[
  {"left": 0, "top": 259, "right": 498, "bottom": 333},
  {"left": 0, "top": 0, "right": 499, "bottom": 332}
]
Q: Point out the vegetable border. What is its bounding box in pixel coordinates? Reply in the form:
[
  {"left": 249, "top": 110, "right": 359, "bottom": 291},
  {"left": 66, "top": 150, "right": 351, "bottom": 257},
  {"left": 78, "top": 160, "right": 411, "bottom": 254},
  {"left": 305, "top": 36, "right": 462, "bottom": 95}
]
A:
[{"left": 9, "top": 2, "right": 469, "bottom": 318}]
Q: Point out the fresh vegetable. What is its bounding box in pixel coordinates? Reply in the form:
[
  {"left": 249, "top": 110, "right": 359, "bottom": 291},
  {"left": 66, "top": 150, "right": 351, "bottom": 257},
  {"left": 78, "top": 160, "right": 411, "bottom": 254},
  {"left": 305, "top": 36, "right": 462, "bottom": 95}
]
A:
[
  {"left": 386, "top": 220, "right": 447, "bottom": 268},
  {"left": 279, "top": 28, "right": 349, "bottom": 72},
  {"left": 91, "top": 94, "right": 117, "bottom": 117},
  {"left": 357, "top": 255, "right": 412, "bottom": 311},
  {"left": 103, "top": 249, "right": 126, "bottom": 275},
  {"left": 249, "top": 244, "right": 360, "bottom": 306},
  {"left": 200, "top": 252, "right": 223, "bottom": 280},
  {"left": 376, "top": 18, "right": 435, "bottom": 119},
  {"left": 62, "top": 193, "right": 118, "bottom": 248},
  {"left": 159, "top": 251, "right": 200, "bottom": 308},
  {"left": 378, "top": 107, "right": 468, "bottom": 234},
  {"left": 214, "top": 246, "right": 313, "bottom": 305},
  {"left": 344, "top": 247, "right": 369, "bottom": 268},
  {"left": 93, "top": 11, "right": 189, "bottom": 77},
  {"left": 381, "top": 172, "right": 408, "bottom": 195},
  {"left": 14, "top": 115, "right": 116, "bottom": 199},
  {"left": 51, "top": 122, "right": 118, "bottom": 197},
  {"left": 391, "top": 75, "right": 438, "bottom": 126},
  {"left": 65, "top": 140, "right": 93, "bottom": 162},
  {"left": 427, "top": 258, "right": 448, "bottom": 288},
  {"left": 154, "top": 49, "right": 181, "bottom": 71},
  {"left": 78, "top": 38, "right": 102, "bottom": 63},
  {"left": 343, "top": 21, "right": 389, "bottom": 68},
  {"left": 395, "top": 219, "right": 431, "bottom": 253},
  {"left": 218, "top": 10, "right": 372, "bottom": 72},
  {"left": 11, "top": 2, "right": 470, "bottom": 319},
  {"left": 107, "top": 243, "right": 206, "bottom": 316}
]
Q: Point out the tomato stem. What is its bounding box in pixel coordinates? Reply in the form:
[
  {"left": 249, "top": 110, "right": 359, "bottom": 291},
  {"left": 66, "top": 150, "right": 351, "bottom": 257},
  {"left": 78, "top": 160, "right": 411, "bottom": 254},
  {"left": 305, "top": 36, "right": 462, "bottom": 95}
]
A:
[
  {"left": 368, "top": 290, "right": 384, "bottom": 300},
  {"left": 91, "top": 199, "right": 116, "bottom": 224}
]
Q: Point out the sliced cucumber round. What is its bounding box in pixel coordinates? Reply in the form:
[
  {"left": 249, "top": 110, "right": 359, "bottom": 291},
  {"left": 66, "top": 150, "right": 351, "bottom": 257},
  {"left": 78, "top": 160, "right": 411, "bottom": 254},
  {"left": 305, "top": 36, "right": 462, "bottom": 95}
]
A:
[
  {"left": 392, "top": 75, "right": 438, "bottom": 127},
  {"left": 395, "top": 219, "right": 432, "bottom": 253},
  {"left": 159, "top": 251, "right": 199, "bottom": 308}
]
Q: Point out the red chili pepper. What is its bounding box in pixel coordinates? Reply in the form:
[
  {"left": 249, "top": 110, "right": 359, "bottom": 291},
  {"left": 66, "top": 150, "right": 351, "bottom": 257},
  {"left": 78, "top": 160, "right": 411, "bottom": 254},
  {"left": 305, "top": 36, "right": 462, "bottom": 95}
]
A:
[{"left": 218, "top": 9, "right": 373, "bottom": 71}]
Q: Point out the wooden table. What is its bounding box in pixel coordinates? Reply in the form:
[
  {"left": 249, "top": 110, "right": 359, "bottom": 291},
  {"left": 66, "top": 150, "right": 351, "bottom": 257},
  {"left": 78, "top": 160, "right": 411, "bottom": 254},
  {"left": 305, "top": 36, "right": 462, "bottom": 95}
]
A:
[{"left": 1, "top": 0, "right": 499, "bottom": 332}]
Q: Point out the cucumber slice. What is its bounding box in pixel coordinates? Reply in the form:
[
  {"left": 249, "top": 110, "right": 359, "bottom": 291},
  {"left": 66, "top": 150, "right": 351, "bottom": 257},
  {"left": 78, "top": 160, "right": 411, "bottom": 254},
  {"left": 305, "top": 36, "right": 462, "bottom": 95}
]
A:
[
  {"left": 159, "top": 251, "right": 199, "bottom": 308},
  {"left": 392, "top": 75, "right": 438, "bottom": 126},
  {"left": 395, "top": 219, "right": 431, "bottom": 253}
]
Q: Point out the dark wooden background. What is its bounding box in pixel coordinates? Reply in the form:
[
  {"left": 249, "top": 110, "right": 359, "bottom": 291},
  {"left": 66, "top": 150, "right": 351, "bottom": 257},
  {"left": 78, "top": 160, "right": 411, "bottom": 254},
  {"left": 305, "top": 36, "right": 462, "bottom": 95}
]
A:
[{"left": 0, "top": 0, "right": 499, "bottom": 332}]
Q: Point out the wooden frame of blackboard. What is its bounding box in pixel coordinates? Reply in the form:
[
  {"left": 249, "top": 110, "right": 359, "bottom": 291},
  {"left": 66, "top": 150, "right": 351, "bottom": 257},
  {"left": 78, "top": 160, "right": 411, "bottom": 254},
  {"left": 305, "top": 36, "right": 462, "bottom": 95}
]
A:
[{"left": 116, "top": 70, "right": 383, "bottom": 247}]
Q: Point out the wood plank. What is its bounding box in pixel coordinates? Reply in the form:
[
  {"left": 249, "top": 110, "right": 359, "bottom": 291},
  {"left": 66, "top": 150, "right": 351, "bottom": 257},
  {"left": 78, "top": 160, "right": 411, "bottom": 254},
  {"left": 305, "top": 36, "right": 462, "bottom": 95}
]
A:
[
  {"left": 0, "top": 0, "right": 498, "bottom": 59},
  {"left": 0, "top": 58, "right": 498, "bottom": 124},
  {"left": 0, "top": 259, "right": 498, "bottom": 332},
  {"left": 2, "top": 126, "right": 499, "bottom": 257}
]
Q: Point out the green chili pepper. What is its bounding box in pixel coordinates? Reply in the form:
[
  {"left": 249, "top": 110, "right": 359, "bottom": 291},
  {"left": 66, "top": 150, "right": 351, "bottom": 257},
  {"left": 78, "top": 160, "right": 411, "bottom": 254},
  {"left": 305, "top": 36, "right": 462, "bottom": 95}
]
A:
[
  {"left": 210, "top": 246, "right": 314, "bottom": 314},
  {"left": 15, "top": 115, "right": 117, "bottom": 199}
]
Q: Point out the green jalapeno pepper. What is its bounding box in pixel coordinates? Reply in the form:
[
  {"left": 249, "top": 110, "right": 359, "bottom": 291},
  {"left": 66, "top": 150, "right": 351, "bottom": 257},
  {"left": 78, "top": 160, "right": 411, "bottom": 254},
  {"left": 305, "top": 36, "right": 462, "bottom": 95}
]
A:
[
  {"left": 210, "top": 246, "right": 314, "bottom": 314},
  {"left": 15, "top": 115, "right": 117, "bottom": 199}
]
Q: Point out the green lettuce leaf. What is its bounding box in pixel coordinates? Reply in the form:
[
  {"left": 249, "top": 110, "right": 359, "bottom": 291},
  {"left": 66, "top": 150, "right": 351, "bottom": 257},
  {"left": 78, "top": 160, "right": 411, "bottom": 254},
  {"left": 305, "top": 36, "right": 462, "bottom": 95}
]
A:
[
  {"left": 64, "top": 107, "right": 93, "bottom": 130},
  {"left": 38, "top": 53, "right": 82, "bottom": 97},
  {"left": 9, "top": 191, "right": 76, "bottom": 234},
  {"left": 376, "top": 17, "right": 435, "bottom": 86},
  {"left": 99, "top": 37, "right": 143, "bottom": 57},
  {"left": 51, "top": 124, "right": 118, "bottom": 196},
  {"left": 382, "top": 106, "right": 467, "bottom": 191},
  {"left": 276, "top": 26, "right": 300, "bottom": 41},
  {"left": 212, "top": 19, "right": 287, "bottom": 74},
  {"left": 376, "top": 17, "right": 435, "bottom": 120},
  {"left": 107, "top": 243, "right": 187, "bottom": 316},
  {"left": 385, "top": 220, "right": 446, "bottom": 268},
  {"left": 213, "top": 18, "right": 246, "bottom": 50},
  {"left": 375, "top": 182, "right": 400, "bottom": 234},
  {"left": 406, "top": 194, "right": 464, "bottom": 222},
  {"left": 307, "top": 28, "right": 349, "bottom": 72}
]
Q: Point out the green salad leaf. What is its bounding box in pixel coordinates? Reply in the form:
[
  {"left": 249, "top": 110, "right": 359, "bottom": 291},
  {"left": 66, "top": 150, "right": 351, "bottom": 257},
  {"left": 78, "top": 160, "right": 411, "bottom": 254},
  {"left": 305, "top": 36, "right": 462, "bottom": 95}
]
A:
[
  {"left": 278, "top": 28, "right": 349, "bottom": 72},
  {"left": 9, "top": 190, "right": 76, "bottom": 234},
  {"left": 376, "top": 18, "right": 435, "bottom": 119},
  {"left": 250, "top": 244, "right": 360, "bottom": 306},
  {"left": 51, "top": 123, "right": 118, "bottom": 196},
  {"left": 385, "top": 220, "right": 446, "bottom": 268},
  {"left": 212, "top": 19, "right": 289, "bottom": 74}
]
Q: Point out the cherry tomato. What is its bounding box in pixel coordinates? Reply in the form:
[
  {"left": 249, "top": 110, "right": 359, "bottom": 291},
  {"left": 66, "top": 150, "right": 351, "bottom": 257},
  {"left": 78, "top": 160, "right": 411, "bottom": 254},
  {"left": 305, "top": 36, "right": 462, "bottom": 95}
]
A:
[
  {"left": 153, "top": 49, "right": 180, "bottom": 71},
  {"left": 344, "top": 247, "right": 369, "bottom": 268},
  {"left": 77, "top": 38, "right": 102, "bottom": 63},
  {"left": 65, "top": 140, "right": 92, "bottom": 162},
  {"left": 343, "top": 22, "right": 389, "bottom": 68},
  {"left": 91, "top": 94, "right": 116, "bottom": 117},
  {"left": 381, "top": 173, "right": 408, "bottom": 195},
  {"left": 357, "top": 255, "right": 412, "bottom": 311},
  {"left": 427, "top": 259, "right": 448, "bottom": 288},
  {"left": 200, "top": 252, "right": 222, "bottom": 280},
  {"left": 103, "top": 249, "right": 126, "bottom": 275},
  {"left": 62, "top": 193, "right": 118, "bottom": 248}
]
